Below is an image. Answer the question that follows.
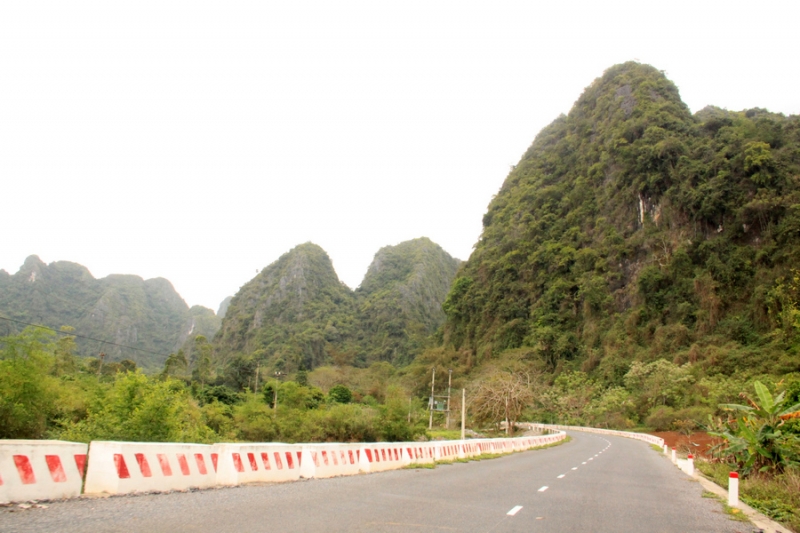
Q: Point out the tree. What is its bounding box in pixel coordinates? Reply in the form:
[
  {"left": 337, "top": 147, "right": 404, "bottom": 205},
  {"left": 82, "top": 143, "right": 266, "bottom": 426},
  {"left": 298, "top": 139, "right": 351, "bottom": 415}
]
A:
[
  {"left": 470, "top": 371, "right": 535, "bottom": 435},
  {"left": 162, "top": 350, "right": 189, "bottom": 380},
  {"left": 192, "top": 336, "right": 213, "bottom": 385},
  {"left": 712, "top": 381, "right": 800, "bottom": 474},
  {"left": 0, "top": 329, "right": 58, "bottom": 438},
  {"left": 329, "top": 384, "right": 353, "bottom": 404}
]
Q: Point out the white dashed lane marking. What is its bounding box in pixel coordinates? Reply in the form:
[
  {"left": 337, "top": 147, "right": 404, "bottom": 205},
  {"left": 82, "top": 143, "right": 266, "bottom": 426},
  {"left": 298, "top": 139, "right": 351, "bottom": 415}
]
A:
[
  {"left": 538, "top": 486, "right": 549, "bottom": 492},
  {"left": 507, "top": 505, "right": 523, "bottom": 516}
]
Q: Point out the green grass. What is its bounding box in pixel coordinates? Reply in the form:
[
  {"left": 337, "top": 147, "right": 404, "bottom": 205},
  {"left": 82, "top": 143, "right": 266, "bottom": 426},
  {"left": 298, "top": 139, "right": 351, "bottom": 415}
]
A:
[
  {"left": 696, "top": 461, "right": 800, "bottom": 532},
  {"left": 427, "top": 430, "right": 465, "bottom": 440}
]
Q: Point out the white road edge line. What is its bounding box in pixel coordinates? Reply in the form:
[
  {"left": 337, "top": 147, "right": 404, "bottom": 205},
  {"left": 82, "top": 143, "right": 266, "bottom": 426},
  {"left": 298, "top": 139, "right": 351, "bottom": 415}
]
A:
[
  {"left": 538, "top": 486, "right": 549, "bottom": 492},
  {"left": 507, "top": 505, "right": 523, "bottom": 516}
]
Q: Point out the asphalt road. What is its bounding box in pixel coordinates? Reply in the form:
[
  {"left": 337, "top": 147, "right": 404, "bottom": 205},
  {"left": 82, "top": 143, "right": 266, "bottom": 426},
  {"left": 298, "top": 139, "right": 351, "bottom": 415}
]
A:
[{"left": 0, "top": 432, "right": 748, "bottom": 533}]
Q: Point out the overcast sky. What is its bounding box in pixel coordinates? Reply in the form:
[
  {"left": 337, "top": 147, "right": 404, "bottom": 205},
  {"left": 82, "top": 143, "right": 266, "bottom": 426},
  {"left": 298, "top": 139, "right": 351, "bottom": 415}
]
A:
[{"left": 2, "top": 1, "right": 798, "bottom": 312}]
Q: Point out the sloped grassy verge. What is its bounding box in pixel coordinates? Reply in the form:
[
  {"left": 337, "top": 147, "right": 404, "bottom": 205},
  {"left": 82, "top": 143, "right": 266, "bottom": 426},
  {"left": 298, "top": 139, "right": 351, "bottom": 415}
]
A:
[{"left": 697, "top": 461, "right": 800, "bottom": 532}]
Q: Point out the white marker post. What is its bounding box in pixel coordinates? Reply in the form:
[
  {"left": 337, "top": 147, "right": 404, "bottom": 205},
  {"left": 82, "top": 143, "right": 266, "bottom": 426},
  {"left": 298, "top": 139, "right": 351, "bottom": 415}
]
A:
[
  {"left": 686, "top": 454, "right": 694, "bottom": 476},
  {"left": 663, "top": 444, "right": 668, "bottom": 454},
  {"left": 728, "top": 472, "right": 739, "bottom": 508},
  {"left": 671, "top": 447, "right": 677, "bottom": 464}
]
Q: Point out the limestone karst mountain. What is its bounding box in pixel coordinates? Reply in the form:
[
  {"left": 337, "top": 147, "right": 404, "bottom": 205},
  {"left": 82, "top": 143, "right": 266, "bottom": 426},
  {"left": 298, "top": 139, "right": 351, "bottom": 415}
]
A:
[
  {"left": 0, "top": 255, "right": 220, "bottom": 369},
  {"left": 441, "top": 62, "right": 800, "bottom": 376},
  {"left": 212, "top": 239, "right": 460, "bottom": 374}
]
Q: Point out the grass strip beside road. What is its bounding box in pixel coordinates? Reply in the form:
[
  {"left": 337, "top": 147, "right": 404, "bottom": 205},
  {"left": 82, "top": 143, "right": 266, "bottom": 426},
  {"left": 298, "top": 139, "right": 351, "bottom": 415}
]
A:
[{"left": 696, "top": 461, "right": 800, "bottom": 532}]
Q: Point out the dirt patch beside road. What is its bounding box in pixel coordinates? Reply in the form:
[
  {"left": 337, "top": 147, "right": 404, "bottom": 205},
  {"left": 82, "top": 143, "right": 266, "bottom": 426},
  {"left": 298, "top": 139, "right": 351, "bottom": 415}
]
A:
[{"left": 649, "top": 431, "right": 722, "bottom": 458}]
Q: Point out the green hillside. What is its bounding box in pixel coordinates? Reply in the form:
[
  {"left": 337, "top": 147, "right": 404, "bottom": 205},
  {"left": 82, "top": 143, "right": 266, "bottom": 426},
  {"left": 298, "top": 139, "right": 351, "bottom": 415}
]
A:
[
  {"left": 214, "top": 242, "right": 360, "bottom": 375},
  {"left": 211, "top": 239, "right": 460, "bottom": 383},
  {"left": 357, "top": 237, "right": 461, "bottom": 366},
  {"left": 441, "top": 61, "right": 800, "bottom": 383},
  {"left": 0, "top": 256, "right": 220, "bottom": 369}
]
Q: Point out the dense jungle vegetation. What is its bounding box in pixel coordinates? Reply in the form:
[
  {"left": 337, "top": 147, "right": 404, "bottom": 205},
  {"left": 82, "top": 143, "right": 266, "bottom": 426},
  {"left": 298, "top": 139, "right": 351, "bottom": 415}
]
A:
[
  {"left": 435, "top": 61, "right": 800, "bottom": 428},
  {"left": 0, "top": 328, "right": 429, "bottom": 443}
]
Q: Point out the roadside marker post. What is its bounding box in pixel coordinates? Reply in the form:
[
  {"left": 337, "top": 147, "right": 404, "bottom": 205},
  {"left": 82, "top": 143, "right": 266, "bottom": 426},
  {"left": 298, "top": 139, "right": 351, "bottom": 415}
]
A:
[
  {"left": 686, "top": 454, "right": 694, "bottom": 476},
  {"left": 728, "top": 472, "right": 739, "bottom": 508},
  {"left": 671, "top": 447, "right": 676, "bottom": 464}
]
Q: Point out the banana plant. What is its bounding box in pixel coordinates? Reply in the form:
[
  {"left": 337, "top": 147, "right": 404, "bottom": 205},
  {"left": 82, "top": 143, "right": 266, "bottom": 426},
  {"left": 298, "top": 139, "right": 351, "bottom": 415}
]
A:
[{"left": 711, "top": 381, "right": 800, "bottom": 475}]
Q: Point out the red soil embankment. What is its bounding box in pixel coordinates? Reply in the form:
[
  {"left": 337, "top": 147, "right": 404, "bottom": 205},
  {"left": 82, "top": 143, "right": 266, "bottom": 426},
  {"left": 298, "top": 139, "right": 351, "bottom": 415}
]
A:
[{"left": 649, "top": 431, "right": 722, "bottom": 458}]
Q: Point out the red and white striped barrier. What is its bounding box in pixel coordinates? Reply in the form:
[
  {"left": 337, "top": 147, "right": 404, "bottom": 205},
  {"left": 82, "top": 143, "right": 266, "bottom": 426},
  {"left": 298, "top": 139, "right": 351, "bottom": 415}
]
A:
[
  {"left": 3, "top": 428, "right": 568, "bottom": 501},
  {"left": 434, "top": 442, "right": 463, "bottom": 461},
  {"left": 358, "top": 443, "right": 408, "bottom": 472},
  {"left": 525, "top": 423, "right": 665, "bottom": 448},
  {"left": 404, "top": 443, "right": 436, "bottom": 465},
  {"left": 216, "top": 443, "right": 304, "bottom": 485},
  {"left": 83, "top": 441, "right": 219, "bottom": 496},
  {"left": 0, "top": 440, "right": 88, "bottom": 504},
  {"left": 299, "top": 443, "right": 362, "bottom": 479}
]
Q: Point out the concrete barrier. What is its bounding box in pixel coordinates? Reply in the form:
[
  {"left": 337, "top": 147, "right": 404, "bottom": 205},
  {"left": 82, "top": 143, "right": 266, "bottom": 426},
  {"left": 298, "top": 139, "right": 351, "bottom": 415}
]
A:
[
  {"left": 8, "top": 428, "right": 567, "bottom": 500},
  {"left": 525, "top": 423, "right": 664, "bottom": 448},
  {"left": 434, "top": 441, "right": 463, "bottom": 461},
  {"left": 216, "top": 443, "right": 304, "bottom": 485},
  {"left": 0, "top": 440, "right": 88, "bottom": 504},
  {"left": 299, "top": 443, "right": 362, "bottom": 479},
  {"left": 83, "top": 441, "right": 219, "bottom": 496},
  {"left": 404, "top": 443, "right": 436, "bottom": 465},
  {"left": 358, "top": 443, "right": 408, "bottom": 472}
]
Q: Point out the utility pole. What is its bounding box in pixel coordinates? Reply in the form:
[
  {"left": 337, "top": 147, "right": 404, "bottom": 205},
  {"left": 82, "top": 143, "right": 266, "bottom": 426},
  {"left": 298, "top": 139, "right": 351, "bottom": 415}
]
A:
[
  {"left": 428, "top": 367, "right": 435, "bottom": 430},
  {"left": 273, "top": 371, "right": 284, "bottom": 411},
  {"left": 97, "top": 352, "right": 106, "bottom": 376},
  {"left": 461, "top": 388, "right": 466, "bottom": 440},
  {"left": 446, "top": 369, "right": 452, "bottom": 429}
]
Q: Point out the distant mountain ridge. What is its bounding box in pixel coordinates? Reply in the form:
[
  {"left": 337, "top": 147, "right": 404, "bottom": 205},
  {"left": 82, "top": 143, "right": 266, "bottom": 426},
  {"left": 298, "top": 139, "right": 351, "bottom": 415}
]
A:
[
  {"left": 0, "top": 255, "right": 220, "bottom": 369},
  {"left": 213, "top": 238, "right": 460, "bottom": 373},
  {"left": 0, "top": 238, "right": 460, "bottom": 374}
]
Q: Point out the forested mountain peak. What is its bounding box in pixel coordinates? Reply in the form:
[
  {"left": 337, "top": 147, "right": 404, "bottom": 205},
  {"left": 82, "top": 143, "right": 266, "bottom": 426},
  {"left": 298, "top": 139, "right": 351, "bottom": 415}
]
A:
[
  {"left": 0, "top": 256, "right": 217, "bottom": 369},
  {"left": 356, "top": 238, "right": 461, "bottom": 365},
  {"left": 443, "top": 61, "right": 800, "bottom": 378},
  {"left": 210, "top": 238, "right": 460, "bottom": 380},
  {"left": 213, "top": 242, "right": 356, "bottom": 372}
]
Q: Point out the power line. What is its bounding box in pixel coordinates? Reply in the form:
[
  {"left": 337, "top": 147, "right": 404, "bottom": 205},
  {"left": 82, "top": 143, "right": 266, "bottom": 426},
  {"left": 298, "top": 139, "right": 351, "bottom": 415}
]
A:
[{"left": 0, "top": 315, "right": 172, "bottom": 359}]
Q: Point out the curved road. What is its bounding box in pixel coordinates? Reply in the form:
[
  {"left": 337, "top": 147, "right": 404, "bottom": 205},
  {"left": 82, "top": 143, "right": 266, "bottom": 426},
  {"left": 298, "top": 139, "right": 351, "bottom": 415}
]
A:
[{"left": 1, "top": 431, "right": 745, "bottom": 532}]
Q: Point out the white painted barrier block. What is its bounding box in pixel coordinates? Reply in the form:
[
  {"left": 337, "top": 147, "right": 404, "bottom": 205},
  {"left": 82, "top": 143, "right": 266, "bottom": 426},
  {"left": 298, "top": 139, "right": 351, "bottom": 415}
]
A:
[
  {"left": 83, "top": 441, "right": 219, "bottom": 496},
  {"left": 215, "top": 443, "right": 304, "bottom": 485},
  {"left": 359, "top": 443, "right": 408, "bottom": 473},
  {"left": 530, "top": 424, "right": 664, "bottom": 450},
  {"left": 300, "top": 443, "right": 362, "bottom": 479},
  {"left": 402, "top": 443, "right": 436, "bottom": 466},
  {"left": 0, "top": 440, "right": 88, "bottom": 504}
]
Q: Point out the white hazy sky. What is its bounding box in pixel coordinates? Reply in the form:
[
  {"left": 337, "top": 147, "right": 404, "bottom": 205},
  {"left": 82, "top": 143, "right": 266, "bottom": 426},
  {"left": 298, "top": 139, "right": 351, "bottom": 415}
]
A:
[{"left": 2, "top": 1, "right": 798, "bottom": 312}]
